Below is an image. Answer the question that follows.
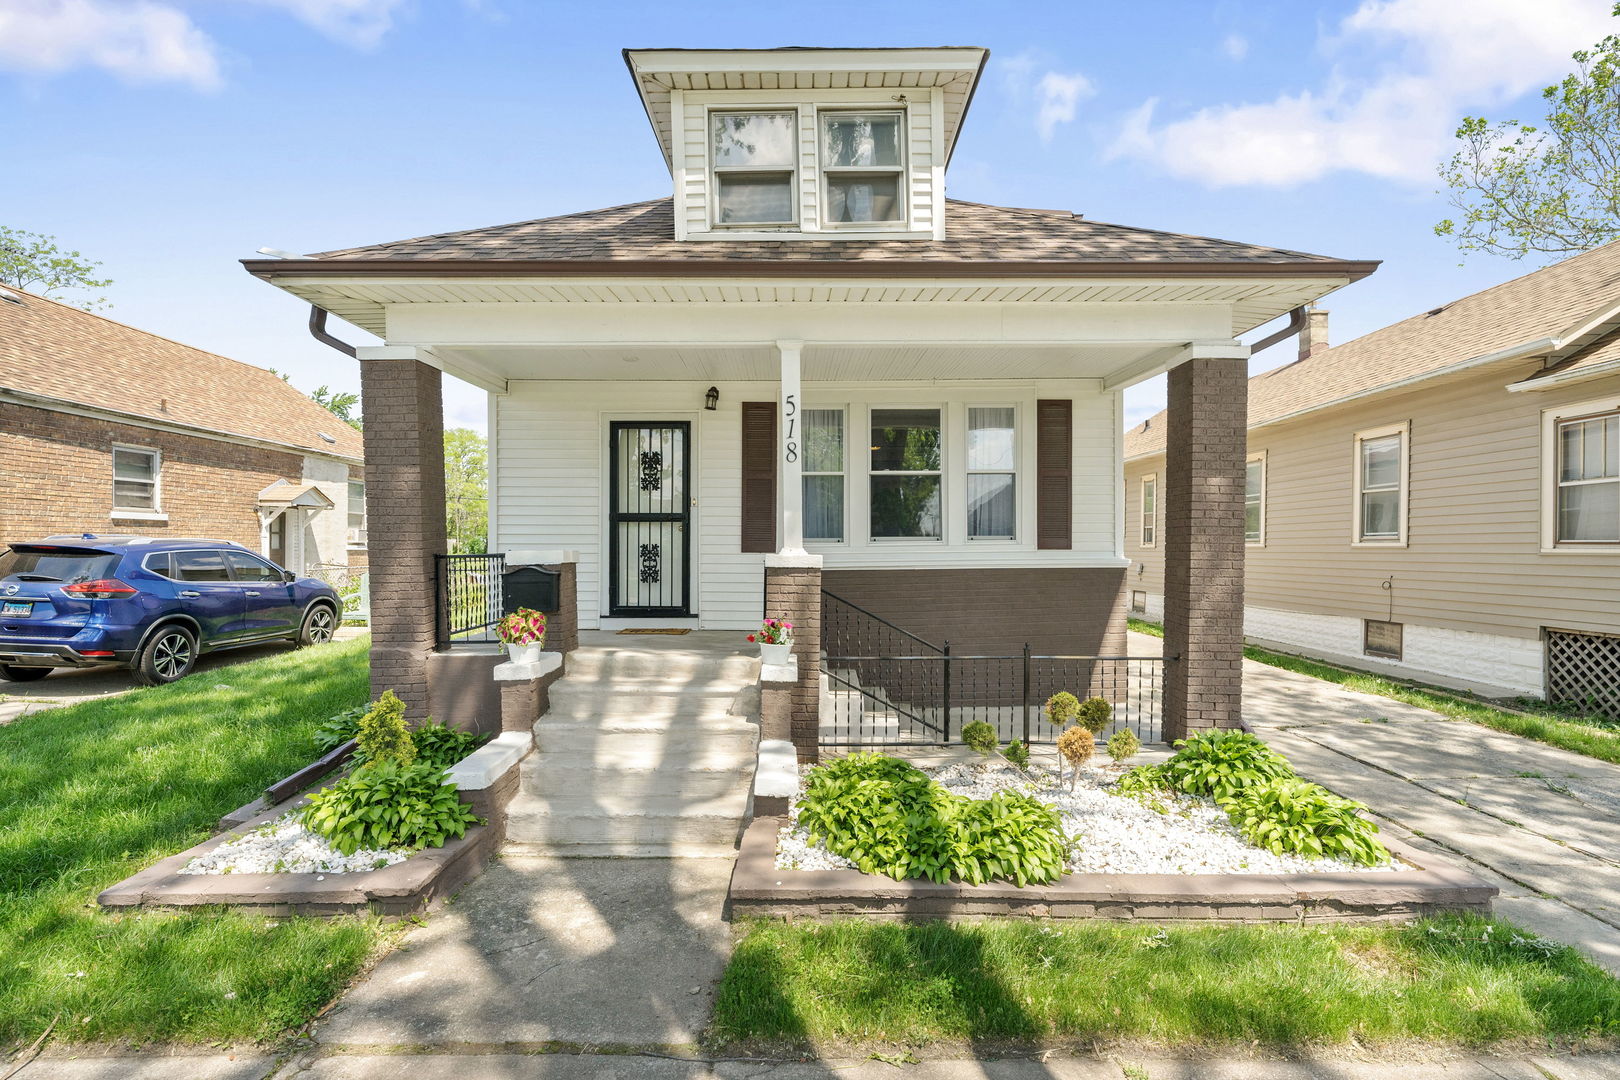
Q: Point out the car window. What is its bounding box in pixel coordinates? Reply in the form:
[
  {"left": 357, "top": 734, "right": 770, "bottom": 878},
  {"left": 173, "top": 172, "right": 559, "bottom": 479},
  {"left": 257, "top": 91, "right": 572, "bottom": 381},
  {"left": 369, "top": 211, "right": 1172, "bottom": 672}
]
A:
[
  {"left": 0, "top": 549, "right": 120, "bottom": 584},
  {"left": 224, "top": 551, "right": 283, "bottom": 584},
  {"left": 173, "top": 550, "right": 230, "bottom": 583},
  {"left": 145, "top": 552, "right": 175, "bottom": 579}
]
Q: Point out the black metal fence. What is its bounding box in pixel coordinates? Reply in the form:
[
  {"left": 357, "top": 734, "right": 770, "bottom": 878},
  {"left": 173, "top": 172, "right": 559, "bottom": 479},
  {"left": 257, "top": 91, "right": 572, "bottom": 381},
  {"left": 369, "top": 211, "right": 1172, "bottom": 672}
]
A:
[{"left": 435, "top": 553, "right": 505, "bottom": 646}]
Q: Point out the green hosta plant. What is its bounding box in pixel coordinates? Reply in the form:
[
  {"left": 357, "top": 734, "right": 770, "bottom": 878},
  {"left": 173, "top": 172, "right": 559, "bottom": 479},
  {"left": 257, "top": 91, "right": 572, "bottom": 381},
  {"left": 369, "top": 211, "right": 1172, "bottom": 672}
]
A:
[
  {"left": 301, "top": 759, "right": 481, "bottom": 855},
  {"left": 1111, "top": 762, "right": 1172, "bottom": 812},
  {"left": 1161, "top": 729, "right": 1293, "bottom": 805},
  {"left": 312, "top": 705, "right": 366, "bottom": 754},
  {"left": 961, "top": 720, "right": 997, "bottom": 757},
  {"left": 796, "top": 753, "right": 1068, "bottom": 887},
  {"left": 1225, "top": 778, "right": 1391, "bottom": 866},
  {"left": 410, "top": 720, "right": 486, "bottom": 772}
]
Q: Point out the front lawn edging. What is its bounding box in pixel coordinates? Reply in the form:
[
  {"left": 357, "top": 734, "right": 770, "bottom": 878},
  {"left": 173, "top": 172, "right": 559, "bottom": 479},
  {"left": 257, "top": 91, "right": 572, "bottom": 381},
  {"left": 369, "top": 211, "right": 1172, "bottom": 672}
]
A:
[
  {"left": 728, "top": 816, "right": 1495, "bottom": 923},
  {"left": 97, "top": 731, "right": 531, "bottom": 917}
]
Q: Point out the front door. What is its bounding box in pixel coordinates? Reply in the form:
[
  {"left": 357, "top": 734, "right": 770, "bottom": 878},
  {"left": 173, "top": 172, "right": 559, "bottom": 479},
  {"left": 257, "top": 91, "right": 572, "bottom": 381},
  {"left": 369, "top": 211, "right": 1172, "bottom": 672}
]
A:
[{"left": 608, "top": 421, "right": 690, "bottom": 617}]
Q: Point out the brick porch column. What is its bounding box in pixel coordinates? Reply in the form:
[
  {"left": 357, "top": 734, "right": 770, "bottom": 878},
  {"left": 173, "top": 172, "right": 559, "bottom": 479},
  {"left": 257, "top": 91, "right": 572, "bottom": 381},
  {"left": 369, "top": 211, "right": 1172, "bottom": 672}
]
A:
[
  {"left": 1162, "top": 354, "right": 1248, "bottom": 740},
  {"left": 358, "top": 353, "right": 447, "bottom": 716},
  {"left": 764, "top": 553, "right": 821, "bottom": 763}
]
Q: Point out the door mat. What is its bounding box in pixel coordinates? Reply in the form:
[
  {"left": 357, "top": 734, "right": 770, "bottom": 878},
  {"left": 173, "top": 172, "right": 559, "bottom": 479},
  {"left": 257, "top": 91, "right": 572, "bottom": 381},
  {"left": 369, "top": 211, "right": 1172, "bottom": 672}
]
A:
[{"left": 616, "top": 628, "right": 692, "bottom": 635}]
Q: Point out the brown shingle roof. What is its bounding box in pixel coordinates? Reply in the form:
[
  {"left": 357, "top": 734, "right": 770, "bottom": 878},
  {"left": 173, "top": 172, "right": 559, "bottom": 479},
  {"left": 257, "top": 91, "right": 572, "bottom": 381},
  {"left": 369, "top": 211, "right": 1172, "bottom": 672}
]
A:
[
  {"left": 0, "top": 288, "right": 365, "bottom": 460},
  {"left": 301, "top": 197, "right": 1360, "bottom": 268},
  {"left": 1124, "top": 241, "right": 1620, "bottom": 458}
]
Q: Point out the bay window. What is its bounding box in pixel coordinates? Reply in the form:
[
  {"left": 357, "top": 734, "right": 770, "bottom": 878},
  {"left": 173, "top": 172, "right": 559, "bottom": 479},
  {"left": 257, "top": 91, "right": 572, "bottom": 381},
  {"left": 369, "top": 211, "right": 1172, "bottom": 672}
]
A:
[
  {"left": 967, "top": 407, "right": 1016, "bottom": 539},
  {"left": 1557, "top": 411, "right": 1619, "bottom": 543},
  {"left": 711, "top": 111, "right": 797, "bottom": 225},
  {"left": 803, "top": 409, "right": 846, "bottom": 541},
  {"left": 870, "top": 408, "right": 941, "bottom": 539},
  {"left": 821, "top": 111, "right": 904, "bottom": 223}
]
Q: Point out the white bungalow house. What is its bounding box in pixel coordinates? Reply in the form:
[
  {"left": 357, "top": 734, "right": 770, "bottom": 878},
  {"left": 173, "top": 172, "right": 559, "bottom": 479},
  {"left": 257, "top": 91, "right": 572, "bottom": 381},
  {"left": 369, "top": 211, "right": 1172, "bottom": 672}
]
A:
[{"left": 244, "top": 46, "right": 1376, "bottom": 758}]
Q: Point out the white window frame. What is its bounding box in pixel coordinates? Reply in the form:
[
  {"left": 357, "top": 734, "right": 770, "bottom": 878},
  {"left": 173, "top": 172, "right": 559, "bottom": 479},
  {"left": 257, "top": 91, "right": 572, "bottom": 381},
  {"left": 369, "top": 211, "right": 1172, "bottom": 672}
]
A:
[
  {"left": 708, "top": 108, "right": 799, "bottom": 229},
  {"left": 347, "top": 478, "right": 367, "bottom": 546},
  {"left": 1541, "top": 394, "right": 1620, "bottom": 552},
  {"left": 867, "top": 403, "right": 945, "bottom": 543},
  {"left": 1139, "top": 474, "right": 1157, "bottom": 548},
  {"left": 965, "top": 404, "right": 1017, "bottom": 541},
  {"left": 801, "top": 406, "right": 848, "bottom": 544},
  {"left": 819, "top": 108, "right": 908, "bottom": 229},
  {"left": 1351, "top": 422, "right": 1409, "bottom": 546},
  {"left": 110, "top": 443, "right": 165, "bottom": 520},
  {"left": 1245, "top": 451, "right": 1267, "bottom": 547}
]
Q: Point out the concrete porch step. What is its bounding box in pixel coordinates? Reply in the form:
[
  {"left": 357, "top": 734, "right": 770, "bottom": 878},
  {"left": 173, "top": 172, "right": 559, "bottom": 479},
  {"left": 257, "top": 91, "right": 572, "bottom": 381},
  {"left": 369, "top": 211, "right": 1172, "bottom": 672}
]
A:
[
  {"left": 525, "top": 758, "right": 751, "bottom": 798},
  {"left": 559, "top": 650, "right": 759, "bottom": 686},
  {"left": 505, "top": 793, "right": 749, "bottom": 849},
  {"left": 546, "top": 687, "right": 757, "bottom": 724},
  {"left": 534, "top": 721, "right": 758, "bottom": 757}
]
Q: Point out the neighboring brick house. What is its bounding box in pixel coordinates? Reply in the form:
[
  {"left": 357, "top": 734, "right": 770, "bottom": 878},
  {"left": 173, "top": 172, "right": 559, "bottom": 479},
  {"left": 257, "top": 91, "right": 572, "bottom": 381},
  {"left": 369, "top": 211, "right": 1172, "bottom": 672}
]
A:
[
  {"left": 1125, "top": 244, "right": 1620, "bottom": 714},
  {"left": 0, "top": 286, "right": 367, "bottom": 573}
]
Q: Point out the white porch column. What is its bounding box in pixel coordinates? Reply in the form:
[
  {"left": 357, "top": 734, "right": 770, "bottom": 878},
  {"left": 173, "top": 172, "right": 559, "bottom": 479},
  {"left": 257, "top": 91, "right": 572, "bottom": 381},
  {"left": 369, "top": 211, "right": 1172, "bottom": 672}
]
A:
[{"left": 777, "top": 339, "right": 806, "bottom": 555}]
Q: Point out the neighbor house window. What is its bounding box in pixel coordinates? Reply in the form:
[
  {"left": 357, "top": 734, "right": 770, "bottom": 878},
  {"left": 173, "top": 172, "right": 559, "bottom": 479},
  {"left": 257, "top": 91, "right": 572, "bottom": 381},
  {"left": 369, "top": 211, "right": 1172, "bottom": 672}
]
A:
[
  {"left": 711, "top": 111, "right": 797, "bottom": 225},
  {"left": 1139, "top": 475, "right": 1157, "bottom": 547},
  {"left": 870, "top": 407, "right": 941, "bottom": 539},
  {"left": 1556, "top": 411, "right": 1619, "bottom": 543},
  {"left": 348, "top": 479, "right": 367, "bottom": 544},
  {"left": 1245, "top": 453, "right": 1266, "bottom": 545},
  {"left": 803, "top": 409, "right": 846, "bottom": 542},
  {"left": 111, "top": 445, "right": 160, "bottom": 513},
  {"left": 967, "top": 407, "right": 1016, "bottom": 539},
  {"left": 1354, "top": 424, "right": 1407, "bottom": 544},
  {"left": 821, "top": 111, "right": 904, "bottom": 224}
]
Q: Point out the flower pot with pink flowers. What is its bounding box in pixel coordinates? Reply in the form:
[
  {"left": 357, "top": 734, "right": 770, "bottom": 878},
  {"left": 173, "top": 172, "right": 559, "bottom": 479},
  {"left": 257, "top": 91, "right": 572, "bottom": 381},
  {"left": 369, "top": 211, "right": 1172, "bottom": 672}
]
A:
[
  {"left": 496, "top": 607, "right": 547, "bottom": 665},
  {"left": 748, "top": 618, "right": 794, "bottom": 665}
]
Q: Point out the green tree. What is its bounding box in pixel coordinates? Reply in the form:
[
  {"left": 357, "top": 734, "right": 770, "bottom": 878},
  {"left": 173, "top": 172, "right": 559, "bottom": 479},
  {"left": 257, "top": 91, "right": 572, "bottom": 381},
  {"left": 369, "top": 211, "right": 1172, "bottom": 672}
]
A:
[
  {"left": 445, "top": 427, "right": 488, "bottom": 554},
  {"left": 0, "top": 227, "right": 112, "bottom": 310},
  {"left": 267, "top": 369, "right": 362, "bottom": 430},
  {"left": 1437, "top": 5, "right": 1620, "bottom": 261}
]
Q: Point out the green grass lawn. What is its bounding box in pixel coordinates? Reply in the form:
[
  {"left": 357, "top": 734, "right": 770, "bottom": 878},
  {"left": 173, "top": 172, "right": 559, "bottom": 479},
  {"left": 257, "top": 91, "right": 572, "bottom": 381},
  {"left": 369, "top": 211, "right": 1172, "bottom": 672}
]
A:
[
  {"left": 712, "top": 917, "right": 1620, "bottom": 1051},
  {"left": 1127, "top": 617, "right": 1620, "bottom": 765},
  {"left": 0, "top": 636, "right": 392, "bottom": 1049}
]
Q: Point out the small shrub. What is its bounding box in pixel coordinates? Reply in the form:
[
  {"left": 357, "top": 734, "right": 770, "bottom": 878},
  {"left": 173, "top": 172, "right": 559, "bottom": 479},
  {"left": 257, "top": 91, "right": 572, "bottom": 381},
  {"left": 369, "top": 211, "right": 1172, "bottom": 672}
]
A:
[
  {"left": 355, "top": 690, "right": 415, "bottom": 767},
  {"left": 1057, "top": 726, "right": 1094, "bottom": 770},
  {"left": 1161, "top": 729, "right": 1293, "bottom": 804},
  {"left": 1106, "top": 729, "right": 1141, "bottom": 762},
  {"left": 300, "top": 759, "right": 481, "bottom": 855},
  {"left": 1076, "top": 696, "right": 1112, "bottom": 735},
  {"left": 1002, "top": 739, "right": 1031, "bottom": 770},
  {"left": 795, "top": 753, "right": 1068, "bottom": 886},
  {"left": 1225, "top": 778, "right": 1390, "bottom": 866},
  {"left": 1045, "top": 691, "right": 1079, "bottom": 727},
  {"left": 961, "top": 720, "right": 997, "bottom": 757},
  {"left": 312, "top": 705, "right": 366, "bottom": 754},
  {"left": 411, "top": 720, "right": 486, "bottom": 772}
]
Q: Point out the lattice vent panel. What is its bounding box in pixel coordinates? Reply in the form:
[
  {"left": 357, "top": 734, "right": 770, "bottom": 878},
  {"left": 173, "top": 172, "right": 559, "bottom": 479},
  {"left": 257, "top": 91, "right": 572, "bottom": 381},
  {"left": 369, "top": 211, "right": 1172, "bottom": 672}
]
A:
[{"left": 1546, "top": 628, "right": 1620, "bottom": 722}]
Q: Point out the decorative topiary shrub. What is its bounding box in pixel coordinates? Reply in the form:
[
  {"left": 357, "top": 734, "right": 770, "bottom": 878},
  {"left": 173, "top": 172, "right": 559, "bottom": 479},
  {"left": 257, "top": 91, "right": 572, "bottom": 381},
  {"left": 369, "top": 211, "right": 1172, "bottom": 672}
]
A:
[
  {"left": 1106, "top": 729, "right": 1141, "bottom": 763},
  {"left": 795, "top": 753, "right": 1068, "bottom": 886},
  {"left": 1002, "top": 739, "right": 1031, "bottom": 770},
  {"left": 355, "top": 690, "right": 414, "bottom": 768},
  {"left": 1160, "top": 729, "right": 1293, "bottom": 805},
  {"left": 1045, "top": 691, "right": 1080, "bottom": 728},
  {"left": 1225, "top": 778, "right": 1390, "bottom": 866},
  {"left": 961, "top": 720, "right": 997, "bottom": 757},
  {"left": 1057, "top": 726, "right": 1094, "bottom": 772},
  {"left": 1076, "top": 696, "right": 1113, "bottom": 735},
  {"left": 300, "top": 759, "right": 480, "bottom": 855}
]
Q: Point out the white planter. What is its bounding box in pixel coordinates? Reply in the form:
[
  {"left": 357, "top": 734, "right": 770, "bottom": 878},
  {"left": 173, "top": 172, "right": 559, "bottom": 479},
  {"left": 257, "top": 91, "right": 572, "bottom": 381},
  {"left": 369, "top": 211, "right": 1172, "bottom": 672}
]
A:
[
  {"left": 506, "top": 642, "right": 544, "bottom": 665},
  {"left": 759, "top": 641, "right": 793, "bottom": 666}
]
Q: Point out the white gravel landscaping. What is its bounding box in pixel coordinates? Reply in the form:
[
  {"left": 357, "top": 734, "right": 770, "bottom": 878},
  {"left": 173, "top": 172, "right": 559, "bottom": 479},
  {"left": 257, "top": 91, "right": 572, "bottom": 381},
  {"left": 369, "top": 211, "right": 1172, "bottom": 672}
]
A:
[
  {"left": 775, "top": 758, "right": 1401, "bottom": 877},
  {"left": 179, "top": 813, "right": 408, "bottom": 876}
]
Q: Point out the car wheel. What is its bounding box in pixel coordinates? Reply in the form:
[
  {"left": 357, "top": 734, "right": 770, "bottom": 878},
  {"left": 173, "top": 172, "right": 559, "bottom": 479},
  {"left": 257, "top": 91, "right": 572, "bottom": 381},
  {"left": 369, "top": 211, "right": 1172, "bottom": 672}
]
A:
[
  {"left": 0, "top": 664, "right": 51, "bottom": 682},
  {"left": 298, "top": 603, "right": 337, "bottom": 647},
  {"left": 136, "top": 625, "right": 197, "bottom": 686}
]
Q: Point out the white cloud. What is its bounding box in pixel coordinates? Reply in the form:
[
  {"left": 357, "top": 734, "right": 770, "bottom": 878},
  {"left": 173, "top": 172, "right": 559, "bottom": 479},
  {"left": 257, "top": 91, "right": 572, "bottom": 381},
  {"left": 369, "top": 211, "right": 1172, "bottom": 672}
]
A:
[
  {"left": 1110, "top": 0, "right": 1615, "bottom": 187},
  {"left": 1035, "top": 71, "right": 1095, "bottom": 142},
  {"left": 1222, "top": 33, "right": 1249, "bottom": 61},
  {"left": 0, "top": 0, "right": 221, "bottom": 88},
  {"left": 240, "top": 0, "right": 409, "bottom": 49}
]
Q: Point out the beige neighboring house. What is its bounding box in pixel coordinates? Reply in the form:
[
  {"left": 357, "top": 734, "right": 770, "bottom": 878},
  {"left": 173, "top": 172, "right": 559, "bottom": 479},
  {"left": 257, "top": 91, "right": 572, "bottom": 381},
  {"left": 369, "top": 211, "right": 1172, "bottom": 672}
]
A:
[{"left": 1125, "top": 244, "right": 1620, "bottom": 714}]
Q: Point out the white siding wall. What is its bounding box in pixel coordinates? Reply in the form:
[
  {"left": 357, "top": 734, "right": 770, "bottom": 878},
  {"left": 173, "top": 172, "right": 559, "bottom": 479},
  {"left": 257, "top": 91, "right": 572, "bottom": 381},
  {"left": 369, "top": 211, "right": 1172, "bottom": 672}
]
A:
[{"left": 493, "top": 380, "right": 1122, "bottom": 630}]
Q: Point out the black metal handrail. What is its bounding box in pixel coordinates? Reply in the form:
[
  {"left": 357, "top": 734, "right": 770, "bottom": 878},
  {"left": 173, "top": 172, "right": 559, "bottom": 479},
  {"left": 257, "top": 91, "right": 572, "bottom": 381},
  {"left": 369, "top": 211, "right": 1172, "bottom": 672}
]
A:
[
  {"left": 821, "top": 589, "right": 943, "bottom": 654},
  {"left": 435, "top": 552, "right": 506, "bottom": 646}
]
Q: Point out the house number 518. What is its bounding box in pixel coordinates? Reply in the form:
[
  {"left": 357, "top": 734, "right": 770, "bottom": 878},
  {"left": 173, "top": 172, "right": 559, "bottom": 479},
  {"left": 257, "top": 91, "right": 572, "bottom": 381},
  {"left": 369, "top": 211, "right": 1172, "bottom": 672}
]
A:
[{"left": 783, "top": 393, "right": 798, "bottom": 463}]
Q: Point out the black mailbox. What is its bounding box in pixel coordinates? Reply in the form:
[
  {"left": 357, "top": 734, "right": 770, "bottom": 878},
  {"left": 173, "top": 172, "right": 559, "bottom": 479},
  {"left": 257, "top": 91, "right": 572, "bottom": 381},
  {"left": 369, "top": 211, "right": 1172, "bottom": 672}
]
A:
[{"left": 501, "top": 564, "right": 560, "bottom": 615}]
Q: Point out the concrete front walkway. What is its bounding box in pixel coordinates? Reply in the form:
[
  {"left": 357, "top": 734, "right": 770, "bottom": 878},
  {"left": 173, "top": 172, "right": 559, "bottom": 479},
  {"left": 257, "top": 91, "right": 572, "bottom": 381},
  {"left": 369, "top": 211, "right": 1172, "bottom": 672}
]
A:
[{"left": 1131, "top": 631, "right": 1620, "bottom": 975}]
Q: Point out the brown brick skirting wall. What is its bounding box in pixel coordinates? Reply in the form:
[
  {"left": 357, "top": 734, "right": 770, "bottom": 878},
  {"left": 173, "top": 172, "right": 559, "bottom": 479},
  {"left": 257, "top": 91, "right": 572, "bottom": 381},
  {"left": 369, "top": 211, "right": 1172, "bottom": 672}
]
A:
[{"left": 1163, "top": 356, "right": 1248, "bottom": 739}]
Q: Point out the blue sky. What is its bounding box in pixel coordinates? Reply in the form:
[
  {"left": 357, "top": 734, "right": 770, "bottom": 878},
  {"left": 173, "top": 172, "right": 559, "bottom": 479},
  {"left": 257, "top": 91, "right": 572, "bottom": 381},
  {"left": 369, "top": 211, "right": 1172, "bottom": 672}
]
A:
[{"left": 4, "top": 0, "right": 1614, "bottom": 433}]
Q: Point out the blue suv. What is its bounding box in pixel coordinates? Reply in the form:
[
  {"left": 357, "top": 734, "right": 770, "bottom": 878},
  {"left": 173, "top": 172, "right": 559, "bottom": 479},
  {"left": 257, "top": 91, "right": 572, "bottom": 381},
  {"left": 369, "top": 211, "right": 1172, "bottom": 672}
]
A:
[{"left": 0, "top": 535, "right": 343, "bottom": 686}]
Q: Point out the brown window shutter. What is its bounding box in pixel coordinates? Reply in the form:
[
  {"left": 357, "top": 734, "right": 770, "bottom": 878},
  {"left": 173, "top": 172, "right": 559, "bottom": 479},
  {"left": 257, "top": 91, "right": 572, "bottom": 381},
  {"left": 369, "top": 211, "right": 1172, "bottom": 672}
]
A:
[
  {"left": 1035, "top": 399, "right": 1072, "bottom": 550},
  {"left": 740, "top": 402, "right": 777, "bottom": 553}
]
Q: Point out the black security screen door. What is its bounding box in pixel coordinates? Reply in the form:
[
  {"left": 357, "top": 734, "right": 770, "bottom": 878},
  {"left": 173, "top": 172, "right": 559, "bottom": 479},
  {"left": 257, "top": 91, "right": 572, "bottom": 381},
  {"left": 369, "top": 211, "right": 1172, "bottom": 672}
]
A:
[{"left": 608, "top": 421, "right": 691, "bottom": 617}]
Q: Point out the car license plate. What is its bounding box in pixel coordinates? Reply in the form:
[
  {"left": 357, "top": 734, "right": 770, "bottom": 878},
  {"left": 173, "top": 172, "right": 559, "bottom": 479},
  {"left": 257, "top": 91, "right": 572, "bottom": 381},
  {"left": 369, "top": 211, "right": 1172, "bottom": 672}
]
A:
[{"left": 1, "top": 601, "right": 33, "bottom": 617}]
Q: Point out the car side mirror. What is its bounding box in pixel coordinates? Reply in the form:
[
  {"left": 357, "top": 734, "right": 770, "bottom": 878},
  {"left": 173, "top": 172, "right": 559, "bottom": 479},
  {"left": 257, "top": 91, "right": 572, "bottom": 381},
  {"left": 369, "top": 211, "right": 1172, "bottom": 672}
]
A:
[{"left": 283, "top": 570, "right": 297, "bottom": 583}]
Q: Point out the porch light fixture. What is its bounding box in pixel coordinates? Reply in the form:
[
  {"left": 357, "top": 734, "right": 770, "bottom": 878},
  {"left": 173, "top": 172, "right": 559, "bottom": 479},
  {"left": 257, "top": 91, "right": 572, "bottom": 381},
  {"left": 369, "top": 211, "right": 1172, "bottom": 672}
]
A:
[{"left": 704, "top": 386, "right": 719, "bottom": 411}]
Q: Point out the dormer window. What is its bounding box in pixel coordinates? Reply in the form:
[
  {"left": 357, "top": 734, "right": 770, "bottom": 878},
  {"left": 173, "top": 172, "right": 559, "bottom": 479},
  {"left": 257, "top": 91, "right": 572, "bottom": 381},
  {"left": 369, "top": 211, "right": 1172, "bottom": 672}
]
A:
[
  {"left": 822, "top": 111, "right": 904, "bottom": 223},
  {"left": 711, "top": 111, "right": 797, "bottom": 225}
]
